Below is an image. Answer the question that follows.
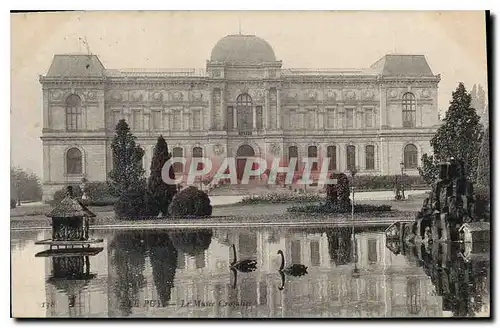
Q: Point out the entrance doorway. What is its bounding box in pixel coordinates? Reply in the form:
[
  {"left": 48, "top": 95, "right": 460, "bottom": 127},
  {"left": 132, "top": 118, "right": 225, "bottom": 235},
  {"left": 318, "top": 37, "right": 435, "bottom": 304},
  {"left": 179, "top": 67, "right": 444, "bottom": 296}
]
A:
[{"left": 235, "top": 144, "right": 255, "bottom": 181}]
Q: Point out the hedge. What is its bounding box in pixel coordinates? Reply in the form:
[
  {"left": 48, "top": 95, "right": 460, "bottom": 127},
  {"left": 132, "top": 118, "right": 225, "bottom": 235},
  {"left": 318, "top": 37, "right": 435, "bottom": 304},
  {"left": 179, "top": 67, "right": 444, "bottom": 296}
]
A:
[
  {"left": 52, "top": 182, "right": 117, "bottom": 205},
  {"left": 288, "top": 202, "right": 392, "bottom": 214},
  {"left": 241, "top": 193, "right": 323, "bottom": 204},
  {"left": 350, "top": 175, "right": 427, "bottom": 191}
]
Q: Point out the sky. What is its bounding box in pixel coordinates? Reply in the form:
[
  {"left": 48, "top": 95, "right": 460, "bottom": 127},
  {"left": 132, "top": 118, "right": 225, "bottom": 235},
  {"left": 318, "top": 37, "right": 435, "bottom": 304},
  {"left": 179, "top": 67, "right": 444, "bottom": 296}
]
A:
[{"left": 10, "top": 11, "right": 488, "bottom": 177}]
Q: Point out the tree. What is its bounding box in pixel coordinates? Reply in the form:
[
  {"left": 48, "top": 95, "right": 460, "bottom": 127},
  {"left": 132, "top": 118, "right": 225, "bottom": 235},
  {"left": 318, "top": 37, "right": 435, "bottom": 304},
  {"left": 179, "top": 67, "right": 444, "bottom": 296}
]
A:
[
  {"left": 419, "top": 83, "right": 483, "bottom": 184},
  {"left": 10, "top": 167, "right": 43, "bottom": 202},
  {"left": 147, "top": 135, "right": 177, "bottom": 216},
  {"left": 471, "top": 84, "right": 488, "bottom": 125},
  {"left": 476, "top": 125, "right": 490, "bottom": 187},
  {"left": 108, "top": 120, "right": 146, "bottom": 196}
]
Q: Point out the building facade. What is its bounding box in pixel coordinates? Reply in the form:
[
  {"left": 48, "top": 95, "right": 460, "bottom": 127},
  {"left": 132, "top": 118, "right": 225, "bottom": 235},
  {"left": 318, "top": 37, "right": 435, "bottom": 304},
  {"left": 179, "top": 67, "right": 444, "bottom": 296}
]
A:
[{"left": 40, "top": 34, "right": 441, "bottom": 200}]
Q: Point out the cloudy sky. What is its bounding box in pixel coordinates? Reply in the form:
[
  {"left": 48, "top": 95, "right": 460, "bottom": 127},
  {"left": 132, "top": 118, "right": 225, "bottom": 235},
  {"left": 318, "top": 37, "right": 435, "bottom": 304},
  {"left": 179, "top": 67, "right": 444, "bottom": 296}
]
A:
[{"left": 11, "top": 11, "right": 488, "bottom": 177}]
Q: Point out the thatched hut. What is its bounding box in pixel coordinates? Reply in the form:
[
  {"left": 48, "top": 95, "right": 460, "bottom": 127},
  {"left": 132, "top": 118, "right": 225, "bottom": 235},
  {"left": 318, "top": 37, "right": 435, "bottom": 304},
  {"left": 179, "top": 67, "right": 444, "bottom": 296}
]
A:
[{"left": 46, "top": 186, "right": 96, "bottom": 241}]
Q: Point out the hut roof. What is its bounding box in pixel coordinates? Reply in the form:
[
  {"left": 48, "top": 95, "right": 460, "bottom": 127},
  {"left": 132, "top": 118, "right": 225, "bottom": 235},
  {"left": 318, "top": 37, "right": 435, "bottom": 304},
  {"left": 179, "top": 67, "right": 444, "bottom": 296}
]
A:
[{"left": 46, "top": 195, "right": 96, "bottom": 218}]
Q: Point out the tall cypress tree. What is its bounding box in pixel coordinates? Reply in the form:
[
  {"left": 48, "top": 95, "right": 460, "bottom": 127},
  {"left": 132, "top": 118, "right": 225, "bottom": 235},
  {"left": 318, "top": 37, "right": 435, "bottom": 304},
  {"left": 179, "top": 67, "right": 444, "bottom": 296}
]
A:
[
  {"left": 476, "top": 125, "right": 490, "bottom": 187},
  {"left": 419, "top": 83, "right": 483, "bottom": 184},
  {"left": 108, "top": 119, "right": 146, "bottom": 196},
  {"left": 147, "top": 135, "right": 177, "bottom": 216}
]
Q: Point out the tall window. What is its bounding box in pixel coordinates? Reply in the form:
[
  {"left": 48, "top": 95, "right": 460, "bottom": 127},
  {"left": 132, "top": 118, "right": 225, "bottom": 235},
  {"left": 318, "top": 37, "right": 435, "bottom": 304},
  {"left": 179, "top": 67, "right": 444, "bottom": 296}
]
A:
[
  {"left": 236, "top": 93, "right": 253, "bottom": 131},
  {"left": 404, "top": 144, "right": 418, "bottom": 169},
  {"left": 368, "top": 239, "right": 378, "bottom": 263},
  {"left": 152, "top": 111, "right": 162, "bottom": 130},
  {"left": 307, "top": 146, "right": 318, "bottom": 171},
  {"left": 306, "top": 110, "right": 315, "bottom": 130},
  {"left": 256, "top": 106, "right": 263, "bottom": 130},
  {"left": 172, "top": 147, "right": 184, "bottom": 174},
  {"left": 365, "top": 109, "right": 373, "bottom": 128},
  {"left": 133, "top": 110, "right": 142, "bottom": 130},
  {"left": 192, "top": 147, "right": 203, "bottom": 171},
  {"left": 65, "top": 94, "right": 82, "bottom": 130},
  {"left": 402, "top": 92, "right": 416, "bottom": 127},
  {"left": 365, "top": 145, "right": 375, "bottom": 170},
  {"left": 66, "top": 148, "right": 82, "bottom": 175},
  {"left": 327, "top": 145, "right": 337, "bottom": 171},
  {"left": 288, "top": 146, "right": 299, "bottom": 172},
  {"left": 227, "top": 106, "right": 234, "bottom": 131},
  {"left": 346, "top": 145, "right": 356, "bottom": 171},
  {"left": 345, "top": 109, "right": 354, "bottom": 128},
  {"left": 192, "top": 110, "right": 201, "bottom": 130},
  {"left": 172, "top": 111, "right": 182, "bottom": 131},
  {"left": 327, "top": 108, "right": 336, "bottom": 129}
]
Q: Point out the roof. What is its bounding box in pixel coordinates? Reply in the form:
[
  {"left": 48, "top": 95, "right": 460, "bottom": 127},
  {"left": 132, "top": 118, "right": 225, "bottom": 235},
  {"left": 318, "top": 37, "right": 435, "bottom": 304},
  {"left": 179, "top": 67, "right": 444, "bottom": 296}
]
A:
[
  {"left": 46, "top": 195, "right": 96, "bottom": 218},
  {"left": 46, "top": 54, "right": 105, "bottom": 77},
  {"left": 370, "top": 54, "right": 435, "bottom": 77},
  {"left": 210, "top": 34, "right": 276, "bottom": 63}
]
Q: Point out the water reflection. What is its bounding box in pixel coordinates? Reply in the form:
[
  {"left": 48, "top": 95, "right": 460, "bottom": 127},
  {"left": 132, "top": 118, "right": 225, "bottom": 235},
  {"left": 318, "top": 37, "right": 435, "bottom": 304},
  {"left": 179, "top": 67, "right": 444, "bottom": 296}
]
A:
[
  {"left": 386, "top": 241, "right": 490, "bottom": 317},
  {"left": 11, "top": 226, "right": 490, "bottom": 318}
]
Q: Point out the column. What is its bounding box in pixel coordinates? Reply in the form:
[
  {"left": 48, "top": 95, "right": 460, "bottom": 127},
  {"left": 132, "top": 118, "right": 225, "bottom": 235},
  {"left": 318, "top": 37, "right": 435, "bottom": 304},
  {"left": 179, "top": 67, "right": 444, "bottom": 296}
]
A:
[
  {"left": 276, "top": 88, "right": 281, "bottom": 129},
  {"left": 338, "top": 143, "right": 345, "bottom": 172},
  {"left": 180, "top": 110, "right": 184, "bottom": 131},
  {"left": 163, "top": 109, "right": 170, "bottom": 131},
  {"left": 264, "top": 89, "right": 269, "bottom": 130},
  {"left": 220, "top": 87, "right": 225, "bottom": 130},
  {"left": 338, "top": 105, "right": 344, "bottom": 130},
  {"left": 233, "top": 108, "right": 238, "bottom": 130},
  {"left": 252, "top": 106, "right": 257, "bottom": 129},
  {"left": 43, "top": 88, "right": 49, "bottom": 129},
  {"left": 208, "top": 89, "right": 213, "bottom": 130}
]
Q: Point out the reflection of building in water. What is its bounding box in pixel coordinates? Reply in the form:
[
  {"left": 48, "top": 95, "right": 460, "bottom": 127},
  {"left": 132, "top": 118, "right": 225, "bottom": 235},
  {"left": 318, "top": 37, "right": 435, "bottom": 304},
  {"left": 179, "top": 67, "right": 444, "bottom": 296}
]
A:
[{"left": 101, "top": 228, "right": 443, "bottom": 318}]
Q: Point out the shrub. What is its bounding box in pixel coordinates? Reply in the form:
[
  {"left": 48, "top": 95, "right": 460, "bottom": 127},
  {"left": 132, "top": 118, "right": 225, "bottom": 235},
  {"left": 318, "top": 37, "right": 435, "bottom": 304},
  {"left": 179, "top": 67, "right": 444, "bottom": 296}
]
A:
[
  {"left": 52, "top": 182, "right": 117, "bottom": 204},
  {"left": 114, "top": 184, "right": 157, "bottom": 220},
  {"left": 10, "top": 199, "right": 16, "bottom": 209},
  {"left": 326, "top": 173, "right": 351, "bottom": 211},
  {"left": 169, "top": 230, "right": 213, "bottom": 256},
  {"left": 350, "top": 175, "right": 426, "bottom": 191},
  {"left": 168, "top": 186, "right": 212, "bottom": 217}
]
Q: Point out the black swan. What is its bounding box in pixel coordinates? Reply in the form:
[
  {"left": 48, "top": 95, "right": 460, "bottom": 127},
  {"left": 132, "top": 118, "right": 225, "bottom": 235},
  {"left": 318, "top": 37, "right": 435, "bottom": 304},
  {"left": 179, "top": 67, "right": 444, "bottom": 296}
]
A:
[
  {"left": 230, "top": 244, "right": 257, "bottom": 272},
  {"left": 230, "top": 267, "right": 238, "bottom": 289},
  {"left": 277, "top": 250, "right": 308, "bottom": 276}
]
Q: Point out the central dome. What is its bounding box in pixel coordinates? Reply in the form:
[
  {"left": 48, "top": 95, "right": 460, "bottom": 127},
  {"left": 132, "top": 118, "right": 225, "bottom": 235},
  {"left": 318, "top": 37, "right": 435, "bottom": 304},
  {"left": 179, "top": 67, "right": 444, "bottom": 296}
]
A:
[{"left": 210, "top": 35, "right": 276, "bottom": 63}]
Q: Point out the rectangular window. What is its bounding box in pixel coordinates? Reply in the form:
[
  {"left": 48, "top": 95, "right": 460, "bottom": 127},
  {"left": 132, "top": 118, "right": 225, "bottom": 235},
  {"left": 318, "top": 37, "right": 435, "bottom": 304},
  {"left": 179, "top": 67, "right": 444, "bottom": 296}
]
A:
[
  {"left": 365, "top": 109, "right": 373, "bottom": 128},
  {"left": 346, "top": 145, "right": 356, "bottom": 171},
  {"left": 310, "top": 241, "right": 320, "bottom": 267},
  {"left": 346, "top": 109, "right": 354, "bottom": 128},
  {"left": 152, "top": 111, "right": 161, "bottom": 130},
  {"left": 306, "top": 110, "right": 315, "bottom": 129},
  {"left": 213, "top": 89, "right": 221, "bottom": 104},
  {"left": 365, "top": 145, "right": 375, "bottom": 170},
  {"left": 133, "top": 111, "right": 141, "bottom": 130},
  {"left": 291, "top": 240, "right": 301, "bottom": 264},
  {"left": 256, "top": 106, "right": 263, "bottom": 130},
  {"left": 195, "top": 252, "right": 205, "bottom": 269},
  {"left": 327, "top": 109, "right": 336, "bottom": 129},
  {"left": 368, "top": 239, "right": 378, "bottom": 263},
  {"left": 227, "top": 106, "right": 233, "bottom": 131},
  {"left": 192, "top": 110, "right": 201, "bottom": 130},
  {"left": 172, "top": 111, "right": 182, "bottom": 131}
]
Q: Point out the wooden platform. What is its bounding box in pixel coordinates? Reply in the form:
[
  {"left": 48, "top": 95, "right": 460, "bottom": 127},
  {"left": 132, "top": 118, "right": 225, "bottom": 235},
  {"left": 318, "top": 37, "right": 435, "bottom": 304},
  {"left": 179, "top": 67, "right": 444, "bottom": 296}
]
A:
[
  {"left": 34, "top": 238, "right": 103, "bottom": 246},
  {"left": 35, "top": 247, "right": 104, "bottom": 258}
]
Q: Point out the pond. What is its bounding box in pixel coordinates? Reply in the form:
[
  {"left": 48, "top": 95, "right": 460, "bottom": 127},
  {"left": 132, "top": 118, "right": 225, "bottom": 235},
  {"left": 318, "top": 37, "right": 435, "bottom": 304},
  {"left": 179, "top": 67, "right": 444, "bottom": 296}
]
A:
[{"left": 11, "top": 226, "right": 490, "bottom": 318}]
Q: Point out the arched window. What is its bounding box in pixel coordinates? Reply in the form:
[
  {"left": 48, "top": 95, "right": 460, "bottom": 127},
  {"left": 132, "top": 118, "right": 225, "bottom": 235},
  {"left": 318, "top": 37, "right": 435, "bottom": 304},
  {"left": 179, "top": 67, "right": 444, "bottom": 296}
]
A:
[
  {"left": 404, "top": 144, "right": 418, "bottom": 169},
  {"left": 307, "top": 146, "right": 318, "bottom": 171},
  {"left": 406, "top": 278, "right": 421, "bottom": 315},
  {"left": 327, "top": 146, "right": 337, "bottom": 171},
  {"left": 65, "top": 94, "right": 82, "bottom": 130},
  {"left": 172, "top": 147, "right": 184, "bottom": 174},
  {"left": 66, "top": 148, "right": 82, "bottom": 175},
  {"left": 402, "top": 92, "right": 416, "bottom": 128},
  {"left": 288, "top": 146, "right": 299, "bottom": 172},
  {"left": 365, "top": 145, "right": 375, "bottom": 170},
  {"left": 236, "top": 93, "right": 253, "bottom": 133},
  {"left": 192, "top": 147, "right": 203, "bottom": 171},
  {"left": 346, "top": 145, "right": 356, "bottom": 171}
]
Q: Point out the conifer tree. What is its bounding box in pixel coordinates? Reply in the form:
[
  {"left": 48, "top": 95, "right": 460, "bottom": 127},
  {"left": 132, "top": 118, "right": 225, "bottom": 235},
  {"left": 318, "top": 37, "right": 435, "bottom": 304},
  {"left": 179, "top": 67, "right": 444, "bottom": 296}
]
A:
[
  {"left": 476, "top": 125, "right": 490, "bottom": 187},
  {"left": 147, "top": 135, "right": 177, "bottom": 215},
  {"left": 108, "top": 119, "right": 146, "bottom": 196},
  {"left": 419, "top": 83, "right": 483, "bottom": 184}
]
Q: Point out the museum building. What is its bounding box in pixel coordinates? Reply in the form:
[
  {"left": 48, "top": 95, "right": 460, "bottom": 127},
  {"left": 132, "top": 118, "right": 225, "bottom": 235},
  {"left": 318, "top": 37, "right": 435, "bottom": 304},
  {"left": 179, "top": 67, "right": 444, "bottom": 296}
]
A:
[{"left": 39, "top": 34, "right": 441, "bottom": 200}]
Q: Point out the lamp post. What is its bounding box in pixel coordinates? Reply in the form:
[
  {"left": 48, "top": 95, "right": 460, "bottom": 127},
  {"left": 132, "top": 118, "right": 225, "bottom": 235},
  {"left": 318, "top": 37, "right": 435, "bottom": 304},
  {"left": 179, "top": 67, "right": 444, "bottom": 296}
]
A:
[
  {"left": 400, "top": 161, "right": 405, "bottom": 200},
  {"left": 349, "top": 167, "right": 358, "bottom": 239}
]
